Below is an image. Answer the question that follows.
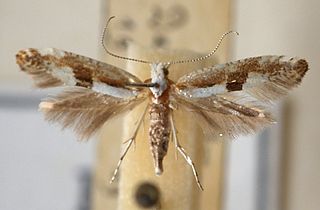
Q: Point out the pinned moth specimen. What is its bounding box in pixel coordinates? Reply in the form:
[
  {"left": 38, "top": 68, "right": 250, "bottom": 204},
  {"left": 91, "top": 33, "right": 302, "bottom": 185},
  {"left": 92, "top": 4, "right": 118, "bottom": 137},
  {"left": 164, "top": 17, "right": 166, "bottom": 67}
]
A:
[{"left": 16, "top": 17, "right": 308, "bottom": 190}]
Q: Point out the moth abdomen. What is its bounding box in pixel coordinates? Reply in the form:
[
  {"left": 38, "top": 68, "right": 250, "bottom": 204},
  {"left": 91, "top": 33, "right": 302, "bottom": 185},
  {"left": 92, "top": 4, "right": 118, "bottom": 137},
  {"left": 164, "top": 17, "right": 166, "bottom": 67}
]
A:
[{"left": 149, "top": 90, "right": 171, "bottom": 175}]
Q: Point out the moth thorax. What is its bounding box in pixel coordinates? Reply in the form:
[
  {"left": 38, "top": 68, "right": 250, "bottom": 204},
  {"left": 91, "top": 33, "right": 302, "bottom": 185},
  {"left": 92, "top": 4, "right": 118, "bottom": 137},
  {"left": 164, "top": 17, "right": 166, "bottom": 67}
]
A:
[{"left": 150, "top": 63, "right": 169, "bottom": 98}]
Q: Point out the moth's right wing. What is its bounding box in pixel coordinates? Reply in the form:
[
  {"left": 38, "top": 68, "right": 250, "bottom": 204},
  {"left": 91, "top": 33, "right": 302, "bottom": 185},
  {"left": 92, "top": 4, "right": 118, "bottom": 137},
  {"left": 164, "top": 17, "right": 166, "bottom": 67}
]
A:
[
  {"left": 16, "top": 48, "right": 148, "bottom": 140},
  {"left": 16, "top": 48, "right": 142, "bottom": 89}
]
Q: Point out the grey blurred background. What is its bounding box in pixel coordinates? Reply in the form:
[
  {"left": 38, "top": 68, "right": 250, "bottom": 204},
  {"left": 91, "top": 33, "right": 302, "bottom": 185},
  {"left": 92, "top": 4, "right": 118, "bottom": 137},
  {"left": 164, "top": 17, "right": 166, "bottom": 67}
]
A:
[{"left": 1, "top": 0, "right": 319, "bottom": 210}]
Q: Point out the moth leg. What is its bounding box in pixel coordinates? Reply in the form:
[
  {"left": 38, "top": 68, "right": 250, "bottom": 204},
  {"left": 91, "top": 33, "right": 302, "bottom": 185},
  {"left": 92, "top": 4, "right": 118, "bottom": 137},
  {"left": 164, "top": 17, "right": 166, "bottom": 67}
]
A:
[
  {"left": 170, "top": 129, "right": 178, "bottom": 160},
  {"left": 170, "top": 114, "right": 204, "bottom": 191},
  {"left": 110, "top": 105, "right": 148, "bottom": 183},
  {"left": 169, "top": 114, "right": 178, "bottom": 160},
  {"left": 169, "top": 105, "right": 178, "bottom": 159}
]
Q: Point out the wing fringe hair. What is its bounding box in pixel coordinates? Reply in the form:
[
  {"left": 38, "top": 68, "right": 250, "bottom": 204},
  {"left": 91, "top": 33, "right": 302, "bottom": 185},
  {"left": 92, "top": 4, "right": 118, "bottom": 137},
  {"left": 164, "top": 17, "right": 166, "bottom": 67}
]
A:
[
  {"left": 173, "top": 93, "right": 274, "bottom": 139},
  {"left": 39, "top": 88, "right": 144, "bottom": 140}
]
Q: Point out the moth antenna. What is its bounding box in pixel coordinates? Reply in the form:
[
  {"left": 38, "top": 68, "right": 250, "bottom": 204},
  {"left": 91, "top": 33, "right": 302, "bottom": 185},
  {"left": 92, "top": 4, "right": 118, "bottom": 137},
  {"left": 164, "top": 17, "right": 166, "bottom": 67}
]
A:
[
  {"left": 168, "top": 30, "right": 239, "bottom": 65},
  {"left": 101, "top": 16, "right": 152, "bottom": 64}
]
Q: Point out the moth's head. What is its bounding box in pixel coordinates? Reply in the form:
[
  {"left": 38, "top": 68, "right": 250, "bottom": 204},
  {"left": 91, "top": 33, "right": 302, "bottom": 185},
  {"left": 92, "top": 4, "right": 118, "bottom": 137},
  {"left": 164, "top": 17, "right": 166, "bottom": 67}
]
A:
[
  {"left": 150, "top": 63, "right": 170, "bottom": 97},
  {"left": 150, "top": 63, "right": 170, "bottom": 79}
]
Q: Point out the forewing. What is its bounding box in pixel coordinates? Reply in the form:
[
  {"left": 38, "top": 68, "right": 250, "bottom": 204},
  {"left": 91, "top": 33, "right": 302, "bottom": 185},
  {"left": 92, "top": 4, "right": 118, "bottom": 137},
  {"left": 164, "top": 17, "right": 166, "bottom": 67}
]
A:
[
  {"left": 39, "top": 87, "right": 146, "bottom": 140},
  {"left": 172, "top": 56, "right": 308, "bottom": 139},
  {"left": 16, "top": 48, "right": 142, "bottom": 89},
  {"left": 176, "top": 56, "right": 308, "bottom": 102}
]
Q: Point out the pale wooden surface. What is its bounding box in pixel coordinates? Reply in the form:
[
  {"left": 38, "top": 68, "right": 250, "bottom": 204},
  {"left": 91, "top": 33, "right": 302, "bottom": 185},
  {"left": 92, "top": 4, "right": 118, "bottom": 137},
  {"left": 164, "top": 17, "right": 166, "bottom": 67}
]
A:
[{"left": 92, "top": 0, "right": 231, "bottom": 209}]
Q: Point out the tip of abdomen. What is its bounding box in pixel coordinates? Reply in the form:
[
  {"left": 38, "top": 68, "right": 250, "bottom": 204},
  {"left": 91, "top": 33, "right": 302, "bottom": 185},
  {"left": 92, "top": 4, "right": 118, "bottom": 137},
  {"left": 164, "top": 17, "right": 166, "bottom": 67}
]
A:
[
  {"left": 155, "top": 167, "right": 163, "bottom": 176},
  {"left": 154, "top": 160, "right": 163, "bottom": 176}
]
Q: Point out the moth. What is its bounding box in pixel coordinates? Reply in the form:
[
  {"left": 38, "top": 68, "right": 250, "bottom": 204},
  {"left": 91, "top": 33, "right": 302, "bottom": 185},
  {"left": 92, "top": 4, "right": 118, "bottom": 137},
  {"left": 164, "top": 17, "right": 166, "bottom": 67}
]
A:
[{"left": 16, "top": 18, "right": 308, "bottom": 190}]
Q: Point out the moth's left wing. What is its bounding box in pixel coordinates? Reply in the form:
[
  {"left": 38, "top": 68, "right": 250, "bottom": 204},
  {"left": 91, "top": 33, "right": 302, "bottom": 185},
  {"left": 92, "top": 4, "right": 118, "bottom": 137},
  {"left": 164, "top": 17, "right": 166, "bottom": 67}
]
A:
[
  {"left": 176, "top": 56, "right": 308, "bottom": 102},
  {"left": 16, "top": 48, "right": 148, "bottom": 140},
  {"left": 172, "top": 56, "right": 308, "bottom": 139}
]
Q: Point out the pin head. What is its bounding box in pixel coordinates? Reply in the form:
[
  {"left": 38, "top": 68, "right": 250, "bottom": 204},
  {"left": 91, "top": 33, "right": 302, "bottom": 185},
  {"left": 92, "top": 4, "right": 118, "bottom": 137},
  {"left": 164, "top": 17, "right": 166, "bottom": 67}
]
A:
[{"left": 135, "top": 182, "right": 160, "bottom": 208}]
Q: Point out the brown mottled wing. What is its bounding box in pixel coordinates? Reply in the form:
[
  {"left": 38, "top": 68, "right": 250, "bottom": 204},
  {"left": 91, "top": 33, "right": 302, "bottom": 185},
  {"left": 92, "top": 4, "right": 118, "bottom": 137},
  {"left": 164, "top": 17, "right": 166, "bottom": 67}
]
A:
[
  {"left": 16, "top": 48, "right": 147, "bottom": 140},
  {"left": 173, "top": 56, "right": 308, "bottom": 139},
  {"left": 176, "top": 56, "right": 308, "bottom": 101},
  {"left": 16, "top": 48, "right": 142, "bottom": 88}
]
